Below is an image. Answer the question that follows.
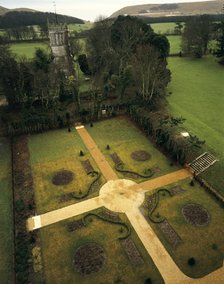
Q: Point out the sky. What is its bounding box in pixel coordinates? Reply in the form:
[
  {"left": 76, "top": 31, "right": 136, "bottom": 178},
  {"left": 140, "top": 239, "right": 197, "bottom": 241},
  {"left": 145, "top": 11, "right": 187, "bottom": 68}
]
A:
[{"left": 1, "top": 0, "right": 214, "bottom": 21}]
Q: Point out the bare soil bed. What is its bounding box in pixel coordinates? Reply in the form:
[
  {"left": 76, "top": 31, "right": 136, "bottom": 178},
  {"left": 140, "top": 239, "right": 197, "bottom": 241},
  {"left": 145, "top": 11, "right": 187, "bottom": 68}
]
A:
[
  {"left": 52, "top": 170, "right": 74, "bottom": 186},
  {"left": 131, "top": 151, "right": 151, "bottom": 161},
  {"left": 73, "top": 242, "right": 106, "bottom": 275},
  {"left": 182, "top": 203, "right": 210, "bottom": 226}
]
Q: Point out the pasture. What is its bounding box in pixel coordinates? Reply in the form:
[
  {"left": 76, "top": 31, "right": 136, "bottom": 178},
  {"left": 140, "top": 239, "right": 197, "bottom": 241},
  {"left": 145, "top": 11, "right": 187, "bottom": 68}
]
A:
[
  {"left": 68, "top": 22, "right": 93, "bottom": 33},
  {"left": 10, "top": 42, "right": 49, "bottom": 59},
  {"left": 151, "top": 22, "right": 176, "bottom": 34},
  {"left": 0, "top": 138, "right": 13, "bottom": 283}
]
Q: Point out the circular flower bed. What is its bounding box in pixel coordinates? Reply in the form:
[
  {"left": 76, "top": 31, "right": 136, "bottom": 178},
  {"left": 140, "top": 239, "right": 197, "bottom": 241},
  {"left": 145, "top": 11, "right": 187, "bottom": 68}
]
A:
[
  {"left": 131, "top": 151, "right": 151, "bottom": 161},
  {"left": 52, "top": 170, "right": 74, "bottom": 186},
  {"left": 73, "top": 242, "right": 106, "bottom": 275},
  {"left": 182, "top": 203, "right": 210, "bottom": 226}
]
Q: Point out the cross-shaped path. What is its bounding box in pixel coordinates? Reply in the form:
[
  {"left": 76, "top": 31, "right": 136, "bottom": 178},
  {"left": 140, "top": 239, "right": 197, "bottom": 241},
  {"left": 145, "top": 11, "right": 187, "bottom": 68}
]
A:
[{"left": 27, "top": 125, "right": 224, "bottom": 284}]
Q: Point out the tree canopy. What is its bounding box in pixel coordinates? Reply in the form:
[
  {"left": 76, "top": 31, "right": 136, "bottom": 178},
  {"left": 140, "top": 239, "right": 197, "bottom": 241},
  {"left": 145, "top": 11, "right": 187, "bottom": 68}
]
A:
[
  {"left": 182, "top": 15, "right": 212, "bottom": 58},
  {"left": 87, "top": 16, "right": 170, "bottom": 107}
]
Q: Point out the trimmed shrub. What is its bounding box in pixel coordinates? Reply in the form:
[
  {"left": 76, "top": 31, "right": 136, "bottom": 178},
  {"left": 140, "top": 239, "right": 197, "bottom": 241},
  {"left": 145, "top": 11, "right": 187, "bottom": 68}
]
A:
[{"left": 188, "top": 257, "right": 196, "bottom": 266}]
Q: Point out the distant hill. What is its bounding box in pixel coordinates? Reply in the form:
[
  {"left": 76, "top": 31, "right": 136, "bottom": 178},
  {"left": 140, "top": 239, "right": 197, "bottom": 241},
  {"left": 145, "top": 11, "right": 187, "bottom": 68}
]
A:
[
  {"left": 0, "top": 6, "right": 37, "bottom": 16},
  {"left": 110, "top": 0, "right": 224, "bottom": 19},
  {"left": 0, "top": 6, "right": 9, "bottom": 15},
  {"left": 0, "top": 6, "right": 84, "bottom": 28}
]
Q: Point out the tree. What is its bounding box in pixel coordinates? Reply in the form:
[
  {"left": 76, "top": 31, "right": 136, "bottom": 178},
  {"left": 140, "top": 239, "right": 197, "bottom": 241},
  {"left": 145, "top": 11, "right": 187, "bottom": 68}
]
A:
[
  {"left": 78, "top": 54, "right": 91, "bottom": 75},
  {"left": 0, "top": 45, "right": 20, "bottom": 106},
  {"left": 39, "top": 24, "right": 48, "bottom": 39},
  {"left": 131, "top": 45, "right": 170, "bottom": 107},
  {"left": 111, "top": 15, "right": 153, "bottom": 59},
  {"left": 213, "top": 21, "right": 224, "bottom": 64},
  {"left": 182, "top": 15, "right": 212, "bottom": 58},
  {"left": 87, "top": 17, "right": 114, "bottom": 87},
  {"left": 174, "top": 22, "right": 183, "bottom": 35},
  {"left": 87, "top": 16, "right": 170, "bottom": 106},
  {"left": 33, "top": 48, "right": 52, "bottom": 73},
  {"left": 151, "top": 35, "right": 170, "bottom": 57}
]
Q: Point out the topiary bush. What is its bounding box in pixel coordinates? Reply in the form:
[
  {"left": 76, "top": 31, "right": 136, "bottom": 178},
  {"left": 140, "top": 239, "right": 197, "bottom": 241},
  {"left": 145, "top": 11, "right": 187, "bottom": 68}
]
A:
[{"left": 188, "top": 257, "right": 196, "bottom": 266}]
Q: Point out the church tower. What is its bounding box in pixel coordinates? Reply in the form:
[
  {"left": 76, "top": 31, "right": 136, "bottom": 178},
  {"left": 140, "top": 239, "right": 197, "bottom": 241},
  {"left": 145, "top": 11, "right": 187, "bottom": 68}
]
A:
[{"left": 48, "top": 23, "right": 73, "bottom": 75}]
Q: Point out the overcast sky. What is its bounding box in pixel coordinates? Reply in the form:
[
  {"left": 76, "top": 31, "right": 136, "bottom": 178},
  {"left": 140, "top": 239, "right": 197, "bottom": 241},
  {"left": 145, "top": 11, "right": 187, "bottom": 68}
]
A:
[{"left": 1, "top": 0, "right": 214, "bottom": 21}]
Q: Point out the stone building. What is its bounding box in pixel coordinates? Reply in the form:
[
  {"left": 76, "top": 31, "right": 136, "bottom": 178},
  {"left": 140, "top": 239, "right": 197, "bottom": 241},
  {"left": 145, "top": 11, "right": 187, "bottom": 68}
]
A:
[{"left": 48, "top": 23, "right": 73, "bottom": 75}]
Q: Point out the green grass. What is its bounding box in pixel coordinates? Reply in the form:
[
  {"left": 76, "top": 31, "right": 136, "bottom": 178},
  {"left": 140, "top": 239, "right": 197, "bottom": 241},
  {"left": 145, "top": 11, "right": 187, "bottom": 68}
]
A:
[
  {"left": 0, "top": 29, "right": 5, "bottom": 36},
  {"left": 168, "top": 56, "right": 224, "bottom": 195},
  {"left": 28, "top": 129, "right": 104, "bottom": 214},
  {"left": 167, "top": 35, "right": 181, "bottom": 54},
  {"left": 68, "top": 22, "right": 93, "bottom": 33},
  {"left": 41, "top": 208, "right": 164, "bottom": 283},
  {"left": 10, "top": 42, "right": 49, "bottom": 59},
  {"left": 142, "top": 179, "right": 224, "bottom": 278},
  {"left": 150, "top": 22, "right": 176, "bottom": 34},
  {"left": 86, "top": 116, "right": 179, "bottom": 182},
  {"left": 168, "top": 56, "right": 224, "bottom": 158},
  {"left": 0, "top": 138, "right": 13, "bottom": 283}
]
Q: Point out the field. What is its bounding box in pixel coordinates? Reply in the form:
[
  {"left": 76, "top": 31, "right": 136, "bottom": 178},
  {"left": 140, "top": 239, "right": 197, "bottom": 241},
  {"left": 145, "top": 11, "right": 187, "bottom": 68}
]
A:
[
  {"left": 150, "top": 22, "right": 176, "bottom": 34},
  {"left": 0, "top": 138, "right": 13, "bottom": 283},
  {"left": 167, "top": 35, "right": 181, "bottom": 54},
  {"left": 10, "top": 42, "right": 49, "bottom": 59},
  {"left": 168, "top": 56, "right": 224, "bottom": 195},
  {"left": 68, "top": 22, "right": 93, "bottom": 33},
  {"left": 28, "top": 129, "right": 104, "bottom": 214},
  {"left": 86, "top": 116, "right": 179, "bottom": 182},
  {"left": 40, "top": 208, "right": 164, "bottom": 284},
  {"left": 168, "top": 56, "right": 224, "bottom": 159},
  {"left": 141, "top": 178, "right": 224, "bottom": 278}
]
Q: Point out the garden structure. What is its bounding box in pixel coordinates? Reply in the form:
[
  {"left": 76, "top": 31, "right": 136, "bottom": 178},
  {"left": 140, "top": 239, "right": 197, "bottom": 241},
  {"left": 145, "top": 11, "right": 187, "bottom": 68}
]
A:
[{"left": 26, "top": 118, "right": 224, "bottom": 284}]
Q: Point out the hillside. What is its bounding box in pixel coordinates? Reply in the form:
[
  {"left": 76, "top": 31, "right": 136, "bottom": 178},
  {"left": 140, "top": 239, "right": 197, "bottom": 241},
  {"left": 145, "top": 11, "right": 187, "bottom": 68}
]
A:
[
  {"left": 0, "top": 6, "right": 9, "bottom": 15},
  {"left": 0, "top": 6, "right": 37, "bottom": 16},
  {"left": 110, "top": 0, "right": 224, "bottom": 18},
  {"left": 0, "top": 7, "right": 84, "bottom": 28}
]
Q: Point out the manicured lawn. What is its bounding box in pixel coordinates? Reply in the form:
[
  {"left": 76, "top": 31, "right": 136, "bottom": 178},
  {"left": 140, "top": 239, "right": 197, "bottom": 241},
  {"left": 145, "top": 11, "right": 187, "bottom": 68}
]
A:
[
  {"left": 141, "top": 178, "right": 224, "bottom": 278},
  {"left": 150, "top": 22, "right": 176, "bottom": 34},
  {"left": 40, "top": 208, "right": 164, "bottom": 283},
  {"left": 10, "top": 42, "right": 49, "bottom": 59},
  {"left": 86, "top": 116, "right": 179, "bottom": 182},
  {"left": 28, "top": 129, "right": 104, "bottom": 214},
  {"left": 0, "top": 138, "right": 13, "bottom": 283},
  {"left": 168, "top": 56, "right": 224, "bottom": 158},
  {"left": 167, "top": 35, "right": 181, "bottom": 54},
  {"left": 168, "top": 56, "right": 224, "bottom": 195}
]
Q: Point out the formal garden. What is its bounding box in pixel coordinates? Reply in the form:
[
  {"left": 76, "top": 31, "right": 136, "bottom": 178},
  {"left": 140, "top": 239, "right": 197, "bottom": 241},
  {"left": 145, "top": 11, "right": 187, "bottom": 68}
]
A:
[
  {"left": 28, "top": 129, "right": 105, "bottom": 214},
  {"left": 86, "top": 116, "right": 179, "bottom": 182},
  {"left": 0, "top": 12, "right": 224, "bottom": 283},
  {"left": 40, "top": 207, "right": 164, "bottom": 284},
  {"left": 141, "top": 178, "right": 224, "bottom": 278}
]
